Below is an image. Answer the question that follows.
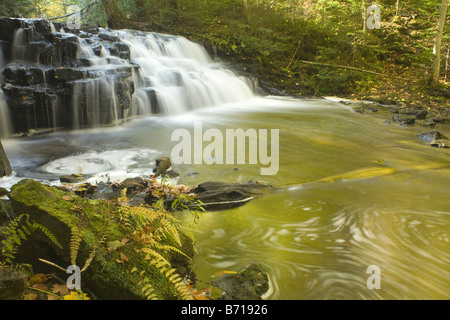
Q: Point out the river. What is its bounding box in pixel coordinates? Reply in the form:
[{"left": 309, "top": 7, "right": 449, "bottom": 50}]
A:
[{"left": 1, "top": 95, "right": 449, "bottom": 300}]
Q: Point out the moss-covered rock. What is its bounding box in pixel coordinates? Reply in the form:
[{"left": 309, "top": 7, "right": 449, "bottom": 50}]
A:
[{"left": 7, "top": 179, "right": 194, "bottom": 300}]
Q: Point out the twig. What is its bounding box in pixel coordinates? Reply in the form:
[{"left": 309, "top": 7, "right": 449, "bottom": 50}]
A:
[
  {"left": 48, "top": 0, "right": 97, "bottom": 21},
  {"left": 38, "top": 258, "right": 66, "bottom": 272},
  {"left": 287, "top": 41, "right": 301, "bottom": 69}
]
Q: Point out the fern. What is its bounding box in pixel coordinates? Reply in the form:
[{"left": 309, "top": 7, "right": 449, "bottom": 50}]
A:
[
  {"left": 0, "top": 214, "right": 62, "bottom": 266},
  {"left": 69, "top": 226, "right": 83, "bottom": 266},
  {"left": 119, "top": 204, "right": 192, "bottom": 299}
]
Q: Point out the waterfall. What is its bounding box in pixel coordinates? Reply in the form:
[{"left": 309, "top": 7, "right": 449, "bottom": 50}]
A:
[
  {"left": 0, "top": 89, "right": 12, "bottom": 139},
  {"left": 73, "top": 29, "right": 254, "bottom": 125},
  {"left": 0, "top": 47, "right": 12, "bottom": 139},
  {"left": 0, "top": 19, "right": 256, "bottom": 132}
]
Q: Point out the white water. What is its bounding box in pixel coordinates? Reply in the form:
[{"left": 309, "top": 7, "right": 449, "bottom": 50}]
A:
[
  {"left": 0, "top": 47, "right": 12, "bottom": 139},
  {"left": 71, "top": 29, "right": 254, "bottom": 128}
]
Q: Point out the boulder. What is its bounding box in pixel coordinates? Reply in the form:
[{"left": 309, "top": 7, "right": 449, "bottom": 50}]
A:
[
  {"left": 7, "top": 179, "right": 195, "bottom": 299},
  {"left": 392, "top": 114, "right": 415, "bottom": 125},
  {"left": 169, "top": 181, "right": 276, "bottom": 211},
  {"left": 417, "top": 130, "right": 449, "bottom": 148},
  {"left": 0, "top": 267, "right": 29, "bottom": 300},
  {"left": 60, "top": 174, "right": 86, "bottom": 184},
  {"left": 0, "top": 140, "right": 12, "bottom": 177},
  {"left": 417, "top": 130, "right": 448, "bottom": 143}
]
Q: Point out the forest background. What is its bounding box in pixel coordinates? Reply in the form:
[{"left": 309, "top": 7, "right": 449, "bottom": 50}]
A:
[{"left": 1, "top": 0, "right": 449, "bottom": 107}]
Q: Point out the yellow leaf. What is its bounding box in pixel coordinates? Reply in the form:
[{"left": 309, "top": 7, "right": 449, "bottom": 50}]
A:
[{"left": 119, "top": 252, "right": 129, "bottom": 263}]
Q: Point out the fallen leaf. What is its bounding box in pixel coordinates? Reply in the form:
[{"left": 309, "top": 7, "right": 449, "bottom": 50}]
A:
[
  {"left": 24, "top": 293, "right": 38, "bottom": 300},
  {"left": 106, "top": 240, "right": 125, "bottom": 251},
  {"left": 33, "top": 282, "right": 48, "bottom": 291},
  {"left": 29, "top": 273, "right": 47, "bottom": 285},
  {"left": 52, "top": 283, "right": 69, "bottom": 296},
  {"left": 212, "top": 270, "right": 237, "bottom": 278},
  {"left": 119, "top": 252, "right": 129, "bottom": 263},
  {"left": 62, "top": 196, "right": 74, "bottom": 201},
  {"left": 47, "top": 294, "right": 59, "bottom": 300}
]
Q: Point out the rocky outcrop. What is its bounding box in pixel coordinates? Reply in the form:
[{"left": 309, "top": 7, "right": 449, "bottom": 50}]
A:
[
  {"left": 0, "top": 18, "right": 138, "bottom": 134},
  {"left": 0, "top": 140, "right": 12, "bottom": 177},
  {"left": 6, "top": 179, "right": 195, "bottom": 299}
]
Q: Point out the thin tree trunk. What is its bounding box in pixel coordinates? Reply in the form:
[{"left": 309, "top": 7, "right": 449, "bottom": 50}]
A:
[
  {"left": 445, "top": 46, "right": 449, "bottom": 83},
  {"left": 431, "top": 0, "right": 448, "bottom": 83},
  {"left": 362, "top": 0, "right": 366, "bottom": 32},
  {"left": 101, "top": 0, "right": 127, "bottom": 29}
]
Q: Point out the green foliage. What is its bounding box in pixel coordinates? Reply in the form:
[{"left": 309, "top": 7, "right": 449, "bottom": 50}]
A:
[
  {"left": 0, "top": 214, "right": 62, "bottom": 266},
  {"left": 0, "top": 0, "right": 35, "bottom": 17},
  {"left": 119, "top": 204, "right": 192, "bottom": 299}
]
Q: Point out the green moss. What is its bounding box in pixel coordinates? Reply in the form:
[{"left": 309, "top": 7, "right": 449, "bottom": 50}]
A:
[{"left": 7, "top": 179, "right": 194, "bottom": 300}]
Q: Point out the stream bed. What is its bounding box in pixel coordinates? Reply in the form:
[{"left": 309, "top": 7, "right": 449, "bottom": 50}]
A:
[{"left": 1, "top": 96, "right": 449, "bottom": 299}]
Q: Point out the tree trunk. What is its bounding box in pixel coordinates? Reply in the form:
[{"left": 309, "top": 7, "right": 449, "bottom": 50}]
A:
[
  {"left": 431, "top": 0, "right": 448, "bottom": 83},
  {"left": 101, "top": 0, "right": 127, "bottom": 29},
  {"left": 0, "top": 140, "right": 12, "bottom": 177}
]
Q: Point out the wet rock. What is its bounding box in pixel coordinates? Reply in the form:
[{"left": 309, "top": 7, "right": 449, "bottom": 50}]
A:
[
  {"left": 0, "top": 188, "right": 9, "bottom": 197},
  {"left": 153, "top": 156, "right": 173, "bottom": 177},
  {"left": 129, "top": 192, "right": 150, "bottom": 207},
  {"left": 212, "top": 263, "right": 270, "bottom": 300},
  {"left": 0, "top": 141, "right": 12, "bottom": 178},
  {"left": 91, "top": 181, "right": 122, "bottom": 200},
  {"left": 420, "top": 119, "right": 436, "bottom": 127},
  {"left": 430, "top": 139, "right": 450, "bottom": 148},
  {"left": 60, "top": 174, "right": 86, "bottom": 184},
  {"left": 392, "top": 114, "right": 415, "bottom": 125},
  {"left": 179, "top": 181, "right": 276, "bottom": 211},
  {"left": 122, "top": 176, "right": 147, "bottom": 195},
  {"left": 417, "top": 130, "right": 448, "bottom": 143},
  {"left": 74, "top": 183, "right": 96, "bottom": 197},
  {"left": 0, "top": 268, "right": 29, "bottom": 300},
  {"left": 417, "top": 130, "right": 450, "bottom": 148},
  {"left": 98, "top": 32, "right": 120, "bottom": 42}
]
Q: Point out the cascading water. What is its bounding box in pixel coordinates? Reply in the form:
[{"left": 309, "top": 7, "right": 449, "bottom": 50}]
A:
[
  {"left": 71, "top": 28, "right": 255, "bottom": 127},
  {"left": 0, "top": 19, "right": 256, "bottom": 133},
  {"left": 0, "top": 47, "right": 12, "bottom": 139}
]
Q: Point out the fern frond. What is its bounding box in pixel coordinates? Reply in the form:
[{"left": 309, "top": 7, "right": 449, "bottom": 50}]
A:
[
  {"left": 1, "top": 214, "right": 62, "bottom": 266},
  {"left": 30, "top": 221, "right": 63, "bottom": 249},
  {"left": 81, "top": 247, "right": 96, "bottom": 272},
  {"left": 69, "top": 227, "right": 83, "bottom": 266}
]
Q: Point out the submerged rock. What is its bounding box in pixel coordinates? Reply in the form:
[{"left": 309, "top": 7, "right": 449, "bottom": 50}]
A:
[
  {"left": 417, "top": 130, "right": 450, "bottom": 148},
  {"left": 392, "top": 114, "right": 416, "bottom": 125},
  {"left": 173, "top": 181, "right": 276, "bottom": 211},
  {"left": 212, "top": 263, "right": 270, "bottom": 300}
]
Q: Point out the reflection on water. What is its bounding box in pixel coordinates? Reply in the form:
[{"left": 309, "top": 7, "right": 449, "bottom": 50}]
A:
[{"left": 1, "top": 97, "right": 449, "bottom": 299}]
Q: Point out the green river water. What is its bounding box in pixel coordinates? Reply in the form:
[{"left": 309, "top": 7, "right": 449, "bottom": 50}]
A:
[{"left": 2, "top": 96, "right": 449, "bottom": 299}]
